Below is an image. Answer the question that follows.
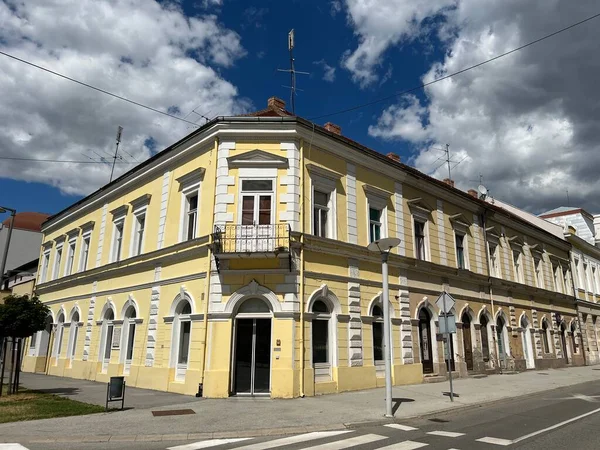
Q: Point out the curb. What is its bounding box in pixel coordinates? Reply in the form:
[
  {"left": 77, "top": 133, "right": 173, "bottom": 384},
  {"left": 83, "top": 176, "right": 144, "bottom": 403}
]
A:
[{"left": 5, "top": 375, "right": 600, "bottom": 444}]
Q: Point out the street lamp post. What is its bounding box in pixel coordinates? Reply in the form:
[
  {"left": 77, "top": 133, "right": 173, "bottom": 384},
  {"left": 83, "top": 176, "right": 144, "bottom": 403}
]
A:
[
  {"left": 367, "top": 237, "right": 401, "bottom": 418},
  {"left": 0, "top": 206, "right": 17, "bottom": 291}
]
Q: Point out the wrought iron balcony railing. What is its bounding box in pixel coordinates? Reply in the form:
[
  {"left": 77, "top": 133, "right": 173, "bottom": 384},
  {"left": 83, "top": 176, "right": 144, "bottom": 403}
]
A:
[{"left": 212, "top": 223, "right": 290, "bottom": 255}]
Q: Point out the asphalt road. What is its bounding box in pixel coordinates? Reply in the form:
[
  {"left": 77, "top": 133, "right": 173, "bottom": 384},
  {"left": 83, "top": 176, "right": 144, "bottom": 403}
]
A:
[{"left": 16, "top": 376, "right": 600, "bottom": 450}]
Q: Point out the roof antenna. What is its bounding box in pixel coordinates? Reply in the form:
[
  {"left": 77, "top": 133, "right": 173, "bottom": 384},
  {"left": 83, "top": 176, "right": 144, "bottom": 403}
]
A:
[
  {"left": 110, "top": 126, "right": 123, "bottom": 183},
  {"left": 566, "top": 189, "right": 570, "bottom": 207},
  {"left": 277, "top": 29, "right": 308, "bottom": 114}
]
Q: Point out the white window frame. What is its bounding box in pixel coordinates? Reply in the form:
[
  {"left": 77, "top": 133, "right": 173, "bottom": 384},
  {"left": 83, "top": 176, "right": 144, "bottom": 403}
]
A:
[
  {"left": 534, "top": 256, "right": 544, "bottom": 289},
  {"left": 78, "top": 231, "right": 92, "bottom": 272},
  {"left": 98, "top": 309, "right": 115, "bottom": 373},
  {"left": 541, "top": 319, "right": 553, "bottom": 354},
  {"left": 67, "top": 311, "right": 80, "bottom": 364},
  {"left": 63, "top": 236, "right": 77, "bottom": 277},
  {"left": 451, "top": 221, "right": 470, "bottom": 270},
  {"left": 584, "top": 262, "right": 592, "bottom": 293},
  {"left": 177, "top": 170, "right": 203, "bottom": 243},
  {"left": 307, "top": 165, "right": 340, "bottom": 240},
  {"left": 310, "top": 299, "right": 334, "bottom": 382},
  {"left": 237, "top": 178, "right": 276, "bottom": 225},
  {"left": 120, "top": 304, "right": 138, "bottom": 375},
  {"left": 594, "top": 266, "right": 600, "bottom": 294},
  {"left": 53, "top": 313, "right": 65, "bottom": 364},
  {"left": 110, "top": 217, "right": 126, "bottom": 263},
  {"left": 52, "top": 242, "right": 64, "bottom": 280},
  {"left": 564, "top": 267, "right": 573, "bottom": 294},
  {"left": 487, "top": 238, "right": 501, "bottom": 278},
  {"left": 40, "top": 249, "right": 51, "bottom": 283},
  {"left": 171, "top": 299, "right": 192, "bottom": 382},
  {"left": 512, "top": 247, "right": 524, "bottom": 284},
  {"left": 575, "top": 258, "right": 584, "bottom": 289},
  {"left": 130, "top": 208, "right": 148, "bottom": 257},
  {"left": 364, "top": 186, "right": 390, "bottom": 244},
  {"left": 412, "top": 215, "right": 430, "bottom": 262}
]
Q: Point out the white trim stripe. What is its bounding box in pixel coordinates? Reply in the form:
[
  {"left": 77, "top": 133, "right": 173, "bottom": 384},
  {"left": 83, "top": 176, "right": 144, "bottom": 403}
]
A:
[
  {"left": 301, "top": 433, "right": 386, "bottom": 450},
  {"left": 376, "top": 441, "right": 428, "bottom": 450},
  {"left": 385, "top": 424, "right": 418, "bottom": 431},
  {"left": 426, "top": 431, "right": 465, "bottom": 438},
  {"left": 233, "top": 431, "right": 353, "bottom": 450},
  {"left": 475, "top": 437, "right": 512, "bottom": 446},
  {"left": 167, "top": 438, "right": 252, "bottom": 450}
]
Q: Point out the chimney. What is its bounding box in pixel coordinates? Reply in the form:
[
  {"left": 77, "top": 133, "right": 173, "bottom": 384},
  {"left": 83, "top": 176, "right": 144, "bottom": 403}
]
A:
[
  {"left": 443, "top": 178, "right": 455, "bottom": 188},
  {"left": 324, "top": 122, "right": 341, "bottom": 135},
  {"left": 467, "top": 189, "right": 478, "bottom": 198},
  {"left": 386, "top": 152, "right": 401, "bottom": 163},
  {"left": 268, "top": 97, "right": 286, "bottom": 111}
]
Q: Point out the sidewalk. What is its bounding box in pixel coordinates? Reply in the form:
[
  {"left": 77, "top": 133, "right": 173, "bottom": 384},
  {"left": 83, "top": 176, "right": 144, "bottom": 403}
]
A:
[{"left": 1, "top": 366, "right": 598, "bottom": 444}]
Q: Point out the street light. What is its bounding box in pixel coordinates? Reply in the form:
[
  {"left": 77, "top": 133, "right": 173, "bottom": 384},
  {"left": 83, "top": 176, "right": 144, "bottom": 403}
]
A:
[
  {"left": 367, "top": 236, "right": 401, "bottom": 418},
  {"left": 0, "top": 206, "right": 17, "bottom": 291}
]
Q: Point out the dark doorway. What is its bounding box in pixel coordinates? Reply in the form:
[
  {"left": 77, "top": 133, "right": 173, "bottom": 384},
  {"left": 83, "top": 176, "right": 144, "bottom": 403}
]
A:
[
  {"left": 560, "top": 322, "right": 569, "bottom": 364},
  {"left": 462, "top": 313, "right": 473, "bottom": 371},
  {"left": 419, "top": 308, "right": 434, "bottom": 374},
  {"left": 233, "top": 318, "right": 271, "bottom": 395},
  {"left": 445, "top": 334, "right": 455, "bottom": 372},
  {"left": 480, "top": 316, "right": 490, "bottom": 362}
]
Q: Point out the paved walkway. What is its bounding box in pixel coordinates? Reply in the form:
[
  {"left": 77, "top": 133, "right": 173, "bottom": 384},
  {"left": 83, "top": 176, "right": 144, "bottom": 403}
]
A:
[
  {"left": 16, "top": 373, "right": 199, "bottom": 409},
  {"left": 1, "top": 366, "right": 599, "bottom": 444}
]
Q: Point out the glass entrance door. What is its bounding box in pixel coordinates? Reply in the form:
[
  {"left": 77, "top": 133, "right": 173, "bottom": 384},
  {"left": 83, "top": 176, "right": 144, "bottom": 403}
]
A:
[
  {"left": 238, "top": 180, "right": 274, "bottom": 252},
  {"left": 234, "top": 318, "right": 271, "bottom": 395},
  {"left": 419, "top": 309, "right": 434, "bottom": 374}
]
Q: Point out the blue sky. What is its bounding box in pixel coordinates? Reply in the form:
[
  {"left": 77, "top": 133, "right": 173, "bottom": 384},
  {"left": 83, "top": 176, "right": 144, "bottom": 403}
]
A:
[{"left": 1, "top": 0, "right": 600, "bottom": 222}]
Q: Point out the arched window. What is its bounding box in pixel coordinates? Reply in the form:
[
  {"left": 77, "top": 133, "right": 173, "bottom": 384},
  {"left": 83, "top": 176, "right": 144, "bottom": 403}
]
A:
[
  {"left": 541, "top": 319, "right": 550, "bottom": 354},
  {"left": 54, "top": 312, "right": 65, "bottom": 363},
  {"left": 497, "top": 316, "right": 506, "bottom": 359},
  {"left": 68, "top": 311, "right": 80, "bottom": 362},
  {"left": 123, "top": 305, "right": 137, "bottom": 374},
  {"left": 372, "top": 303, "right": 384, "bottom": 368},
  {"left": 560, "top": 322, "right": 569, "bottom": 363},
  {"left": 480, "top": 315, "right": 490, "bottom": 362},
  {"left": 571, "top": 321, "right": 579, "bottom": 354},
  {"left": 100, "top": 308, "right": 115, "bottom": 373},
  {"left": 173, "top": 299, "right": 192, "bottom": 381},
  {"left": 311, "top": 299, "right": 332, "bottom": 382}
]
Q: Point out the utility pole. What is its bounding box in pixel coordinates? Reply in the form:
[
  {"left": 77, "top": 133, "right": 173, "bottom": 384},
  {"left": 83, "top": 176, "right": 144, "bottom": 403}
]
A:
[
  {"left": 109, "top": 126, "right": 123, "bottom": 183},
  {"left": 445, "top": 144, "right": 452, "bottom": 180},
  {"left": 277, "top": 29, "right": 308, "bottom": 114}
]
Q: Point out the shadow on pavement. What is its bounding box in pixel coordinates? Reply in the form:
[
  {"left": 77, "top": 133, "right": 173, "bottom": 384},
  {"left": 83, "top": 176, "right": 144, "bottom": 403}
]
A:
[
  {"left": 32, "top": 387, "right": 81, "bottom": 396},
  {"left": 392, "top": 397, "right": 415, "bottom": 415}
]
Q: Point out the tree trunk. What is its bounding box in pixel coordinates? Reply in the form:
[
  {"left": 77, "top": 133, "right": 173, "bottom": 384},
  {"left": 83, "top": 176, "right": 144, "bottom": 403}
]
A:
[
  {"left": 7, "top": 338, "right": 15, "bottom": 395},
  {"left": 0, "top": 337, "right": 7, "bottom": 397},
  {"left": 13, "top": 338, "right": 22, "bottom": 394}
]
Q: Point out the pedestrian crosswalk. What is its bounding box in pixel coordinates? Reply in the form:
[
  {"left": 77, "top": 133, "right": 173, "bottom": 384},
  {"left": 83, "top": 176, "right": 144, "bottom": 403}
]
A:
[{"left": 166, "top": 425, "right": 482, "bottom": 450}]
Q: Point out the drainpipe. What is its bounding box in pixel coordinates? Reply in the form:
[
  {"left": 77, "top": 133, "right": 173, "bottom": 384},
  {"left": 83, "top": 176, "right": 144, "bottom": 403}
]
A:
[
  {"left": 299, "top": 133, "right": 306, "bottom": 398},
  {"left": 481, "top": 208, "right": 501, "bottom": 373}
]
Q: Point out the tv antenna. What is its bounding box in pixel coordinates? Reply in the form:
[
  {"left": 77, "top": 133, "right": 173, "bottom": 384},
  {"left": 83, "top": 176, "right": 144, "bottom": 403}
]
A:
[
  {"left": 110, "top": 126, "right": 123, "bottom": 183},
  {"left": 277, "top": 29, "right": 309, "bottom": 114}
]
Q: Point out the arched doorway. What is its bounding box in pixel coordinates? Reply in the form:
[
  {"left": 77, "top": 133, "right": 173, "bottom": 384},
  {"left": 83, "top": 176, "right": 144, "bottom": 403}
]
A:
[
  {"left": 462, "top": 313, "right": 473, "bottom": 371},
  {"left": 570, "top": 322, "right": 579, "bottom": 357},
  {"left": 480, "top": 315, "right": 490, "bottom": 363},
  {"left": 232, "top": 298, "right": 272, "bottom": 396},
  {"left": 560, "top": 322, "right": 569, "bottom": 364},
  {"left": 520, "top": 315, "right": 535, "bottom": 369},
  {"left": 419, "top": 308, "right": 434, "bottom": 374},
  {"left": 496, "top": 316, "right": 508, "bottom": 366}
]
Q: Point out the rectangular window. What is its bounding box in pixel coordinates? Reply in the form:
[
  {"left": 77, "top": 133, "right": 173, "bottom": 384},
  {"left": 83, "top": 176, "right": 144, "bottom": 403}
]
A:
[
  {"left": 52, "top": 246, "right": 63, "bottom": 280},
  {"left": 30, "top": 333, "right": 37, "bottom": 349},
  {"left": 488, "top": 244, "right": 499, "bottom": 278},
  {"left": 513, "top": 250, "right": 523, "bottom": 283},
  {"left": 40, "top": 251, "right": 50, "bottom": 283},
  {"left": 132, "top": 213, "right": 146, "bottom": 256},
  {"left": 369, "top": 208, "right": 382, "bottom": 243},
  {"left": 534, "top": 258, "right": 543, "bottom": 288},
  {"left": 186, "top": 194, "right": 198, "bottom": 240},
  {"left": 126, "top": 323, "right": 136, "bottom": 360},
  {"left": 104, "top": 325, "right": 114, "bottom": 359},
  {"left": 112, "top": 221, "right": 124, "bottom": 262},
  {"left": 312, "top": 320, "right": 329, "bottom": 364},
  {"left": 79, "top": 235, "right": 90, "bottom": 272},
  {"left": 414, "top": 220, "right": 426, "bottom": 260},
  {"left": 455, "top": 233, "right": 465, "bottom": 269},
  {"left": 313, "top": 191, "right": 329, "bottom": 238},
  {"left": 178, "top": 321, "right": 191, "bottom": 364},
  {"left": 64, "top": 240, "right": 76, "bottom": 276}
]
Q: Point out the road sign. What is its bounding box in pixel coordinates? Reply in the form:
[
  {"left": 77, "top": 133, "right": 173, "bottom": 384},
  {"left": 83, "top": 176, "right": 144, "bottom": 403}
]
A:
[
  {"left": 436, "top": 292, "right": 456, "bottom": 314},
  {"left": 439, "top": 314, "right": 456, "bottom": 334}
]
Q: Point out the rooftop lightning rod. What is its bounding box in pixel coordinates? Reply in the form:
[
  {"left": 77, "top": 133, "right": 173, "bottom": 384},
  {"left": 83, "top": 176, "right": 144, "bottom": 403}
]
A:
[
  {"left": 277, "top": 29, "right": 309, "bottom": 114},
  {"left": 109, "top": 126, "right": 123, "bottom": 183}
]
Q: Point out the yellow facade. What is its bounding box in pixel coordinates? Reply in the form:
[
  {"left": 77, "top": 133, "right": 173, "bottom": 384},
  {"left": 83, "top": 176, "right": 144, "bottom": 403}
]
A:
[{"left": 25, "top": 104, "right": 584, "bottom": 398}]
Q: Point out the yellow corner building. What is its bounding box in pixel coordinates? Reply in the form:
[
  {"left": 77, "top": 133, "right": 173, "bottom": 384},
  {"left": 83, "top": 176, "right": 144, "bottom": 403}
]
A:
[{"left": 23, "top": 97, "right": 586, "bottom": 398}]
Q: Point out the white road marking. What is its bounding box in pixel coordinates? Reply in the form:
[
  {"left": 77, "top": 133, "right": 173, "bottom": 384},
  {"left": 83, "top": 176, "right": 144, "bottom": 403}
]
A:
[
  {"left": 0, "top": 445, "right": 30, "bottom": 450},
  {"left": 549, "top": 394, "right": 600, "bottom": 403},
  {"left": 512, "top": 406, "right": 600, "bottom": 444},
  {"left": 385, "top": 424, "right": 419, "bottom": 431},
  {"left": 426, "top": 431, "right": 465, "bottom": 438},
  {"left": 167, "top": 438, "right": 252, "bottom": 450},
  {"left": 475, "top": 437, "right": 512, "bottom": 446},
  {"left": 375, "top": 440, "right": 429, "bottom": 449},
  {"left": 233, "top": 431, "right": 353, "bottom": 450},
  {"left": 300, "top": 433, "right": 387, "bottom": 449}
]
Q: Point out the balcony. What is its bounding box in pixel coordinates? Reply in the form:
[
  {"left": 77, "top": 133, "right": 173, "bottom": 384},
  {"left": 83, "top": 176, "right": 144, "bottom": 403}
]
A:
[{"left": 212, "top": 223, "right": 291, "bottom": 258}]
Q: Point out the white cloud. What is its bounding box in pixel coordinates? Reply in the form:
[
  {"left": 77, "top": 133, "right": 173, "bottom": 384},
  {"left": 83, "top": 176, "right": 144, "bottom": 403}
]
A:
[
  {"left": 313, "top": 60, "right": 337, "bottom": 82},
  {"left": 341, "top": 0, "right": 455, "bottom": 87},
  {"left": 0, "top": 0, "right": 248, "bottom": 196},
  {"left": 330, "top": 0, "right": 343, "bottom": 17},
  {"left": 365, "top": 0, "right": 600, "bottom": 213}
]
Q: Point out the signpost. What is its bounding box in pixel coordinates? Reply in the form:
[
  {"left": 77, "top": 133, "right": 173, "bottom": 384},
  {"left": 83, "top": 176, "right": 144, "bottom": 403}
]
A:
[
  {"left": 436, "top": 292, "right": 456, "bottom": 402},
  {"left": 106, "top": 376, "right": 126, "bottom": 411}
]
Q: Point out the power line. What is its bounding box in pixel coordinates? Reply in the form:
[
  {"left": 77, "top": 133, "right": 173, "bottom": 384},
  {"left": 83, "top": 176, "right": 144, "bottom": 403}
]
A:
[
  {"left": 0, "top": 156, "right": 135, "bottom": 164},
  {"left": 309, "top": 12, "right": 600, "bottom": 121},
  {"left": 0, "top": 51, "right": 201, "bottom": 127}
]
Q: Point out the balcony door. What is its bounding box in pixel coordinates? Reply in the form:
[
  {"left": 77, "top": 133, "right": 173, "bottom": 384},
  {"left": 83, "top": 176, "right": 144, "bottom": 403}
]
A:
[{"left": 239, "top": 179, "right": 274, "bottom": 252}]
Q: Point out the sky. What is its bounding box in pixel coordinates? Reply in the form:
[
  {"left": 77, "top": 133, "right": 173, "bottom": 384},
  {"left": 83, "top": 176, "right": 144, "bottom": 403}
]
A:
[{"left": 1, "top": 0, "right": 600, "bottom": 225}]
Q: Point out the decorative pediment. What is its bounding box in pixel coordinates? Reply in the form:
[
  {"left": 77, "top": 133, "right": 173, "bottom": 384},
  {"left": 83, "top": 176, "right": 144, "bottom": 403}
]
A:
[
  {"left": 306, "top": 164, "right": 343, "bottom": 181},
  {"left": 110, "top": 204, "right": 129, "bottom": 218},
  {"left": 129, "top": 193, "right": 152, "bottom": 210},
  {"left": 407, "top": 197, "right": 433, "bottom": 219},
  {"left": 227, "top": 149, "right": 289, "bottom": 168},
  {"left": 176, "top": 168, "right": 205, "bottom": 187},
  {"left": 485, "top": 225, "right": 501, "bottom": 243},
  {"left": 449, "top": 213, "right": 471, "bottom": 232},
  {"left": 507, "top": 235, "right": 525, "bottom": 247},
  {"left": 78, "top": 221, "right": 95, "bottom": 233}
]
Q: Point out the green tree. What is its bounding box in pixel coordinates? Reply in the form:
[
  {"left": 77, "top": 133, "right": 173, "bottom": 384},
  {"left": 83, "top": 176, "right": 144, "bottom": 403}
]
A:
[
  {"left": 0, "top": 294, "right": 50, "bottom": 395},
  {"left": 0, "top": 294, "right": 49, "bottom": 338}
]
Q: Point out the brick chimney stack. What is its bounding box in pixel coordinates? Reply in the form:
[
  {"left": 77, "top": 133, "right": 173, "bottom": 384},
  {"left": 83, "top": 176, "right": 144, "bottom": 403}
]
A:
[
  {"left": 324, "top": 122, "right": 341, "bottom": 135},
  {"left": 467, "top": 189, "right": 478, "bottom": 198},
  {"left": 443, "top": 178, "right": 455, "bottom": 188},
  {"left": 268, "top": 97, "right": 286, "bottom": 111},
  {"left": 386, "top": 153, "right": 401, "bottom": 163}
]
